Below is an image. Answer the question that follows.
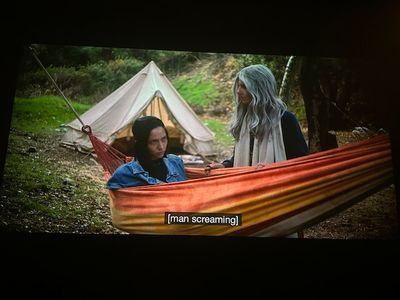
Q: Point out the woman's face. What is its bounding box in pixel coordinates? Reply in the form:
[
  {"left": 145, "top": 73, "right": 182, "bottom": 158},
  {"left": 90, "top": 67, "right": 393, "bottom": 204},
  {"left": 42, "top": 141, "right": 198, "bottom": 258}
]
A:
[
  {"left": 147, "top": 126, "right": 168, "bottom": 160},
  {"left": 236, "top": 79, "right": 252, "bottom": 106}
]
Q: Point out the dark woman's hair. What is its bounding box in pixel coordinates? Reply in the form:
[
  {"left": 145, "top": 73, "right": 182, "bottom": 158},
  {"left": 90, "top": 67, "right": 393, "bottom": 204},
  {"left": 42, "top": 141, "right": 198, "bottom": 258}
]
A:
[{"left": 132, "top": 116, "right": 169, "bottom": 163}]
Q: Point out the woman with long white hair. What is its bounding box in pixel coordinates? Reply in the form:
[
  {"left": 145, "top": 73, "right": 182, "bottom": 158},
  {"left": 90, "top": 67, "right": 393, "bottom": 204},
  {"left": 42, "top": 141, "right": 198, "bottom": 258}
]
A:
[
  {"left": 207, "top": 64, "right": 309, "bottom": 168},
  {"left": 206, "top": 64, "right": 309, "bottom": 238}
]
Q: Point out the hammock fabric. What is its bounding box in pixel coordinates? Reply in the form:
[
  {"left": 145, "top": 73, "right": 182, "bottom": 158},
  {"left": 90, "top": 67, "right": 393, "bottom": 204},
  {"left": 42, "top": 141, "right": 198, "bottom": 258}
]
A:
[{"left": 89, "top": 131, "right": 393, "bottom": 237}]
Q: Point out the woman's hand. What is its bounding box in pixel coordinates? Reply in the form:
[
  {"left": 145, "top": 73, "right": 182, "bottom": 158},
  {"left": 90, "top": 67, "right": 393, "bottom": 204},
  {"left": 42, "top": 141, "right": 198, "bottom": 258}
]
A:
[
  {"left": 255, "top": 163, "right": 266, "bottom": 170},
  {"left": 205, "top": 162, "right": 225, "bottom": 170},
  {"left": 204, "top": 162, "right": 225, "bottom": 175}
]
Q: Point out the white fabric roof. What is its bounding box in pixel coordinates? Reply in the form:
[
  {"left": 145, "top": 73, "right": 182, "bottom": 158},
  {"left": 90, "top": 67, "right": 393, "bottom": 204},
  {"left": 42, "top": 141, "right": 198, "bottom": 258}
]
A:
[{"left": 61, "top": 61, "right": 215, "bottom": 156}]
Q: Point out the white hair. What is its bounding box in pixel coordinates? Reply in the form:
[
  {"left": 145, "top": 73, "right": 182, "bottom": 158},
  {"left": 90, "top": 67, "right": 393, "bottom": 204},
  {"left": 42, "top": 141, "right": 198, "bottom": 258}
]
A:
[{"left": 229, "top": 64, "right": 287, "bottom": 141}]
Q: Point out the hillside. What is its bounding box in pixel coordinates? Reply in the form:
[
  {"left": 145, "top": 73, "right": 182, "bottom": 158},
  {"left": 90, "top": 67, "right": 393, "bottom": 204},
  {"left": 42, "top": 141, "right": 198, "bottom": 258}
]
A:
[{"left": 171, "top": 54, "right": 239, "bottom": 162}]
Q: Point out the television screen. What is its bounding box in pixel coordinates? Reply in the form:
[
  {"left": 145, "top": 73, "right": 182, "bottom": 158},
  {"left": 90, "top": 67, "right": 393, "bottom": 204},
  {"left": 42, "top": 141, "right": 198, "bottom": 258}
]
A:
[
  {"left": 2, "top": 44, "right": 398, "bottom": 240},
  {"left": 2, "top": 1, "right": 399, "bottom": 292}
]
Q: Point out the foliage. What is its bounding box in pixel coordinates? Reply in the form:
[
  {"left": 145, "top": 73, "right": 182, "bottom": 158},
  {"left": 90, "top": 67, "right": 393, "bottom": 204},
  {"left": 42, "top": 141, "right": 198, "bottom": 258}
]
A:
[
  {"left": 19, "top": 44, "right": 96, "bottom": 72},
  {"left": 16, "top": 66, "right": 92, "bottom": 99},
  {"left": 19, "top": 45, "right": 214, "bottom": 99},
  {"left": 16, "top": 58, "right": 146, "bottom": 102},
  {"left": 23, "top": 44, "right": 199, "bottom": 74},
  {"left": 84, "top": 57, "right": 145, "bottom": 101},
  {"left": 234, "top": 54, "right": 290, "bottom": 87}
]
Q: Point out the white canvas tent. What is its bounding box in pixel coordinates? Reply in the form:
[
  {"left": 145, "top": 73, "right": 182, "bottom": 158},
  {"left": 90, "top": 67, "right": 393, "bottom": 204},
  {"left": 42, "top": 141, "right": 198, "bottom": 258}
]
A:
[{"left": 60, "top": 61, "right": 215, "bottom": 156}]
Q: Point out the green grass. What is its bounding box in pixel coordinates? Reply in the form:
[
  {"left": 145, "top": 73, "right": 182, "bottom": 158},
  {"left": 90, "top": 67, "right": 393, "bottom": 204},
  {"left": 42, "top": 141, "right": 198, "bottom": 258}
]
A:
[
  {"left": 202, "top": 117, "right": 234, "bottom": 148},
  {"left": 172, "top": 74, "right": 219, "bottom": 107},
  {"left": 11, "top": 96, "right": 92, "bottom": 133}
]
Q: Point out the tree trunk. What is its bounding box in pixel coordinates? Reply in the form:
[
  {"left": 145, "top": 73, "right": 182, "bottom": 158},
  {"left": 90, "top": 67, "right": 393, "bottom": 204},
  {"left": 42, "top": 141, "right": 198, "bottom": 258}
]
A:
[
  {"left": 300, "top": 57, "right": 338, "bottom": 153},
  {"left": 279, "top": 56, "right": 300, "bottom": 102}
]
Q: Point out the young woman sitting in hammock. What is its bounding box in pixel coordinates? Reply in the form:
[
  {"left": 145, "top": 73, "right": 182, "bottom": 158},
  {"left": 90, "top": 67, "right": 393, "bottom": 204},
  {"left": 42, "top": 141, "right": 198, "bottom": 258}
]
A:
[{"left": 107, "top": 116, "right": 187, "bottom": 189}]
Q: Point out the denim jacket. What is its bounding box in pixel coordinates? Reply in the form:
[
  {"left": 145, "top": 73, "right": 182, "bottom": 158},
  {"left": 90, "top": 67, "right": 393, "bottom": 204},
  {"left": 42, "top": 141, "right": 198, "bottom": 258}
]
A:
[{"left": 106, "top": 154, "right": 187, "bottom": 189}]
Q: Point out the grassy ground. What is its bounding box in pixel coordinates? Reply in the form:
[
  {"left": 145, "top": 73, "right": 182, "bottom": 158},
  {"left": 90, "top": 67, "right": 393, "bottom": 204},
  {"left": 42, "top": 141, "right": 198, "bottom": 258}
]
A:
[
  {"left": 201, "top": 116, "right": 235, "bottom": 161},
  {"left": 1, "top": 96, "right": 121, "bottom": 233},
  {"left": 10, "top": 96, "right": 91, "bottom": 133},
  {"left": 173, "top": 74, "right": 219, "bottom": 108}
]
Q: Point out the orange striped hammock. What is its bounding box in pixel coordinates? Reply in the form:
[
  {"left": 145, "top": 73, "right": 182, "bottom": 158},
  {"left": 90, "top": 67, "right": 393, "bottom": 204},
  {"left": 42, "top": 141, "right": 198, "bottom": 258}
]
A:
[{"left": 104, "top": 133, "right": 393, "bottom": 237}]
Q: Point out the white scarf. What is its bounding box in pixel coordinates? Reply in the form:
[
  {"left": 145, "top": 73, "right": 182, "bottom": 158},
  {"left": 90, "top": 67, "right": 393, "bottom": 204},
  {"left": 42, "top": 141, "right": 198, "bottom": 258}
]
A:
[{"left": 233, "top": 113, "right": 286, "bottom": 167}]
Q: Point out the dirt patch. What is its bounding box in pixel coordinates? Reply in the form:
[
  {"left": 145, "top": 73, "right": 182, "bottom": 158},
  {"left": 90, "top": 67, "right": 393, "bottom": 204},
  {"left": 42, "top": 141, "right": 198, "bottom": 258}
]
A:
[
  {"left": 1, "top": 128, "right": 123, "bottom": 234},
  {"left": 303, "top": 184, "right": 399, "bottom": 239},
  {"left": 303, "top": 131, "right": 399, "bottom": 239}
]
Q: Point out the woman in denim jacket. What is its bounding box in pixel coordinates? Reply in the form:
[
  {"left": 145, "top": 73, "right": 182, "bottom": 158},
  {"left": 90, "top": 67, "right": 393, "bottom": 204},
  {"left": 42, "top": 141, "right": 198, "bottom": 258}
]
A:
[{"left": 107, "top": 116, "right": 187, "bottom": 189}]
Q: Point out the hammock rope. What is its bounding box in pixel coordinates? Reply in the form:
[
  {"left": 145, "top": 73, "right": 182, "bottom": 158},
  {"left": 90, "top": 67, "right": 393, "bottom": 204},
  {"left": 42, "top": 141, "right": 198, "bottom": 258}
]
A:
[
  {"left": 29, "top": 46, "right": 85, "bottom": 127},
  {"left": 81, "top": 125, "right": 131, "bottom": 174}
]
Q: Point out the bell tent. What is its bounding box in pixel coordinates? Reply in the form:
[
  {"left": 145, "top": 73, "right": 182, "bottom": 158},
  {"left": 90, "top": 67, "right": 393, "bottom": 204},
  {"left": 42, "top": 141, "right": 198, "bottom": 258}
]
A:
[{"left": 60, "top": 61, "right": 215, "bottom": 156}]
